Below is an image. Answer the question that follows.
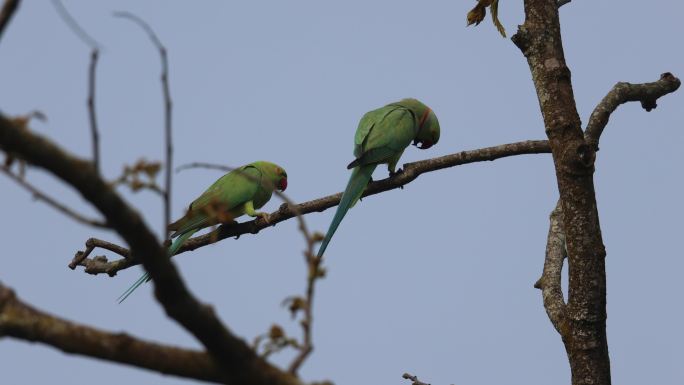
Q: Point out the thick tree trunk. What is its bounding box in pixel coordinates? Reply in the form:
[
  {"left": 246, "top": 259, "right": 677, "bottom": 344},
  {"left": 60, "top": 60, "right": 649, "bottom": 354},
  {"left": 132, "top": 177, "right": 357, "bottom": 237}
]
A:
[{"left": 512, "top": 1, "right": 611, "bottom": 384}]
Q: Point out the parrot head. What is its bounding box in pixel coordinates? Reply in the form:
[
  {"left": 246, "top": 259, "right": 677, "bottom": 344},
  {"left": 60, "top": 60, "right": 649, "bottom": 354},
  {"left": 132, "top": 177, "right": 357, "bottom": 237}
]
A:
[
  {"left": 413, "top": 108, "right": 440, "bottom": 150},
  {"left": 395, "top": 98, "right": 440, "bottom": 150},
  {"left": 254, "top": 161, "right": 288, "bottom": 191}
]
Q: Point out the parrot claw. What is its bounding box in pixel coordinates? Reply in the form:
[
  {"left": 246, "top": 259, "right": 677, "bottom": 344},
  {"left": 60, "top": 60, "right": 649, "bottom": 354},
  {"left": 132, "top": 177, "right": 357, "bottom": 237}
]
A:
[
  {"left": 259, "top": 213, "right": 271, "bottom": 225},
  {"left": 389, "top": 168, "right": 404, "bottom": 178}
]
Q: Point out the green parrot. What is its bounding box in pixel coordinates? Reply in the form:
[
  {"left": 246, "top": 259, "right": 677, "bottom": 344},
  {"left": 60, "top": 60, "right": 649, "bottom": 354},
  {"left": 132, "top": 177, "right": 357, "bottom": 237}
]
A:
[
  {"left": 316, "top": 98, "right": 440, "bottom": 258},
  {"left": 117, "top": 160, "right": 288, "bottom": 303}
]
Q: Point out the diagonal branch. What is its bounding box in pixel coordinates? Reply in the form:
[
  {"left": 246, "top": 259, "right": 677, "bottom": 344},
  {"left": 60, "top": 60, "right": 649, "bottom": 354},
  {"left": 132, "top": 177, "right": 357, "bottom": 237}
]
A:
[
  {"left": 0, "top": 282, "right": 226, "bottom": 383},
  {"left": 585, "top": 72, "right": 681, "bottom": 150},
  {"left": 73, "top": 140, "right": 552, "bottom": 275},
  {"left": 1, "top": 167, "right": 108, "bottom": 228},
  {"left": 0, "top": 115, "right": 300, "bottom": 385},
  {"left": 0, "top": 0, "right": 19, "bottom": 44}
]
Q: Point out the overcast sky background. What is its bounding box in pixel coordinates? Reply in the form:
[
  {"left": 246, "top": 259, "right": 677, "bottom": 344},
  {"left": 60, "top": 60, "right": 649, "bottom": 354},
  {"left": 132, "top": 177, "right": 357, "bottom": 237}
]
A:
[{"left": 1, "top": 1, "right": 683, "bottom": 384}]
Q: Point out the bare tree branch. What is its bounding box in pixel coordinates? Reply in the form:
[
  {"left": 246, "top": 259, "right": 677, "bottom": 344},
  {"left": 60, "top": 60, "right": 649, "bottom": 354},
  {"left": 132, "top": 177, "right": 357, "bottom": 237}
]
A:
[
  {"left": 402, "top": 373, "right": 432, "bottom": 385},
  {"left": 287, "top": 218, "right": 321, "bottom": 375},
  {"left": 513, "top": 1, "right": 613, "bottom": 383},
  {"left": 69, "top": 237, "right": 130, "bottom": 273},
  {"left": 0, "top": 281, "right": 228, "bottom": 383},
  {"left": 52, "top": 0, "right": 101, "bottom": 49},
  {"left": 533, "top": 70, "right": 680, "bottom": 344},
  {"left": 513, "top": 0, "right": 681, "bottom": 382},
  {"left": 87, "top": 49, "right": 100, "bottom": 171},
  {"left": 585, "top": 72, "right": 681, "bottom": 149},
  {"left": 0, "top": 0, "right": 19, "bottom": 44},
  {"left": 0, "top": 115, "right": 301, "bottom": 385},
  {"left": 114, "top": 11, "right": 173, "bottom": 236},
  {"left": 52, "top": 0, "right": 102, "bottom": 172},
  {"left": 1, "top": 167, "right": 108, "bottom": 228},
  {"left": 557, "top": 0, "right": 571, "bottom": 7},
  {"left": 74, "top": 140, "right": 552, "bottom": 275},
  {"left": 534, "top": 201, "right": 568, "bottom": 335},
  {"left": 176, "top": 162, "right": 233, "bottom": 173}
]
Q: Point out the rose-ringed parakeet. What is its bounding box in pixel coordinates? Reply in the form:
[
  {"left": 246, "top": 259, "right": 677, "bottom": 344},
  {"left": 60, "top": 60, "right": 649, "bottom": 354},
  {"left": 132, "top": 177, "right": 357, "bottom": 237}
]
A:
[
  {"left": 316, "top": 98, "right": 440, "bottom": 258},
  {"left": 117, "top": 160, "right": 288, "bottom": 303}
]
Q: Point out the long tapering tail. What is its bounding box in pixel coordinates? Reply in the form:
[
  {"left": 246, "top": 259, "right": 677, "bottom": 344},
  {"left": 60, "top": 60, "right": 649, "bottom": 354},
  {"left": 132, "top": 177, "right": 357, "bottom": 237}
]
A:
[
  {"left": 117, "top": 229, "right": 197, "bottom": 303},
  {"left": 316, "top": 164, "right": 376, "bottom": 258}
]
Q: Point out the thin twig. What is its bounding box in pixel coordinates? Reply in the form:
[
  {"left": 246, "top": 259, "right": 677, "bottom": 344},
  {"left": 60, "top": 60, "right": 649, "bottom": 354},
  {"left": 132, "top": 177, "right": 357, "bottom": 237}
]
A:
[
  {"left": 402, "top": 373, "right": 431, "bottom": 385},
  {"left": 1, "top": 167, "right": 108, "bottom": 228},
  {"left": 114, "top": 11, "right": 173, "bottom": 238},
  {"left": 52, "top": 0, "right": 101, "bottom": 49},
  {"left": 73, "top": 140, "right": 552, "bottom": 276},
  {"left": 176, "top": 162, "right": 232, "bottom": 173},
  {"left": 0, "top": 0, "right": 19, "bottom": 44},
  {"left": 87, "top": 49, "right": 100, "bottom": 171},
  {"left": 52, "top": 0, "right": 102, "bottom": 172}
]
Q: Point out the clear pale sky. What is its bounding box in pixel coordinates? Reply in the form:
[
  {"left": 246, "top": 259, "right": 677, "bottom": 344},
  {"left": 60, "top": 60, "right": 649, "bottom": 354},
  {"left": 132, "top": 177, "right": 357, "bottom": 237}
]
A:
[{"left": 1, "top": 1, "right": 683, "bottom": 384}]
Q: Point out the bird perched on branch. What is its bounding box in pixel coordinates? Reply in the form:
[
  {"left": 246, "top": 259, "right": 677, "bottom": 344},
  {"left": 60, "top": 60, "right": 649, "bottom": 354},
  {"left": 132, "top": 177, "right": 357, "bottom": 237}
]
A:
[
  {"left": 118, "top": 160, "right": 288, "bottom": 302},
  {"left": 316, "top": 98, "right": 440, "bottom": 258}
]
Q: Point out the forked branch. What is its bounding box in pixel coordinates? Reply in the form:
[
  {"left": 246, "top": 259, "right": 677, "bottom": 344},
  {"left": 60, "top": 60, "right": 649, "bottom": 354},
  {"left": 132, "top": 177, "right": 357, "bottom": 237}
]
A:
[{"left": 535, "top": 71, "right": 680, "bottom": 340}]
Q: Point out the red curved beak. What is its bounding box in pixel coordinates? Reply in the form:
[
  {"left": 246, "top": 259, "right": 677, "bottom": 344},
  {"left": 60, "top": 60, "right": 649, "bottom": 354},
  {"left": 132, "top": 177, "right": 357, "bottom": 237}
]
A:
[{"left": 278, "top": 178, "right": 288, "bottom": 191}]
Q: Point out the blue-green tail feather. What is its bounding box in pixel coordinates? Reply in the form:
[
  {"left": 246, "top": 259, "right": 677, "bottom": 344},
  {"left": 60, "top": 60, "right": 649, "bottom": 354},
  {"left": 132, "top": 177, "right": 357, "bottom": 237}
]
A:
[
  {"left": 117, "top": 229, "right": 197, "bottom": 303},
  {"left": 316, "top": 164, "right": 376, "bottom": 258}
]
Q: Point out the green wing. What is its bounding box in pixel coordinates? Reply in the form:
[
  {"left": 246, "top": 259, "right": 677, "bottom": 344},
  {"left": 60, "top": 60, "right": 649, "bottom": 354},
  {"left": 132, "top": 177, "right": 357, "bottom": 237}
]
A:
[
  {"left": 349, "top": 107, "right": 416, "bottom": 168},
  {"left": 169, "top": 165, "right": 262, "bottom": 236},
  {"left": 354, "top": 105, "right": 401, "bottom": 158}
]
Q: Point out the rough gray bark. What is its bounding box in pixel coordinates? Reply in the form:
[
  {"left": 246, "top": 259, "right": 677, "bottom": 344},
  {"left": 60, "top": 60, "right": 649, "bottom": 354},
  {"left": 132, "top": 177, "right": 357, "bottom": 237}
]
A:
[
  {"left": 512, "top": 1, "right": 612, "bottom": 384},
  {"left": 513, "top": 1, "right": 680, "bottom": 385}
]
